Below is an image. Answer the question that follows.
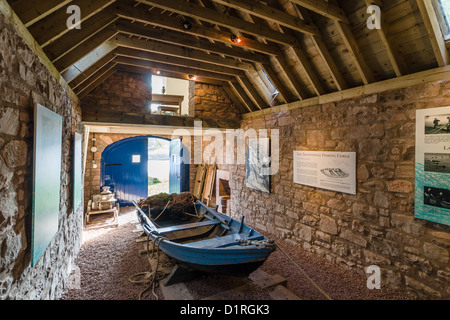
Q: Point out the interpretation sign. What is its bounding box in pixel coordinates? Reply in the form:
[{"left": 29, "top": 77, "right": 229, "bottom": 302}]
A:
[
  {"left": 293, "top": 151, "right": 356, "bottom": 195},
  {"left": 415, "top": 106, "right": 450, "bottom": 226}
]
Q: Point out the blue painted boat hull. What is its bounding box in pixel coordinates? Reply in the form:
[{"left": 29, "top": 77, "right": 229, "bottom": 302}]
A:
[{"left": 134, "top": 200, "right": 275, "bottom": 276}]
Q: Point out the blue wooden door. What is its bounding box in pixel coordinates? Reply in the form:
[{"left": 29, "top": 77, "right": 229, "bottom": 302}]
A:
[
  {"left": 101, "top": 137, "right": 149, "bottom": 206},
  {"left": 169, "top": 139, "right": 189, "bottom": 194}
]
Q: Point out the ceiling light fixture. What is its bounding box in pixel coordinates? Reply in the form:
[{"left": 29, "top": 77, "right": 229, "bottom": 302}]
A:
[
  {"left": 183, "top": 21, "right": 192, "bottom": 30},
  {"left": 230, "top": 34, "right": 242, "bottom": 44},
  {"left": 189, "top": 75, "right": 197, "bottom": 81}
]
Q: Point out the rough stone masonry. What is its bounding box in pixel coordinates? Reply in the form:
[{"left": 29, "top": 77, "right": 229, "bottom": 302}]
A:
[
  {"left": 228, "top": 81, "right": 450, "bottom": 299},
  {"left": 0, "top": 11, "right": 83, "bottom": 299}
]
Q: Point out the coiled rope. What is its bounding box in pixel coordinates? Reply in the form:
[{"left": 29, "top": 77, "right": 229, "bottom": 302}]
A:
[{"left": 128, "top": 234, "right": 168, "bottom": 300}]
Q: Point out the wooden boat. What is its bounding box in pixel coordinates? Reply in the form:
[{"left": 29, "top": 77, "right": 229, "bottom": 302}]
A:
[{"left": 133, "top": 199, "right": 275, "bottom": 276}]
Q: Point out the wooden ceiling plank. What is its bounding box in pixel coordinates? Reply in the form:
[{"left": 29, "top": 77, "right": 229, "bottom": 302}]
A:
[
  {"left": 228, "top": 81, "right": 259, "bottom": 112},
  {"left": 12, "top": 0, "right": 73, "bottom": 27},
  {"left": 77, "top": 65, "right": 117, "bottom": 98},
  {"left": 69, "top": 50, "right": 117, "bottom": 90},
  {"left": 113, "top": 2, "right": 280, "bottom": 56},
  {"left": 289, "top": 0, "right": 349, "bottom": 23},
  {"left": 134, "top": 0, "right": 301, "bottom": 47},
  {"left": 417, "top": 0, "right": 450, "bottom": 67},
  {"left": 116, "top": 64, "right": 227, "bottom": 85},
  {"left": 221, "top": 82, "right": 249, "bottom": 114},
  {"left": 335, "top": 20, "right": 376, "bottom": 84},
  {"left": 115, "top": 47, "right": 244, "bottom": 76},
  {"left": 290, "top": 46, "right": 327, "bottom": 95},
  {"left": 29, "top": 0, "right": 116, "bottom": 48},
  {"left": 238, "top": 75, "right": 269, "bottom": 110},
  {"left": 293, "top": 4, "right": 348, "bottom": 91},
  {"left": 54, "top": 28, "right": 118, "bottom": 73},
  {"left": 82, "top": 109, "right": 241, "bottom": 129},
  {"left": 115, "top": 20, "right": 269, "bottom": 64},
  {"left": 62, "top": 39, "right": 116, "bottom": 83},
  {"left": 274, "top": 54, "right": 309, "bottom": 99},
  {"left": 74, "top": 61, "right": 118, "bottom": 94},
  {"left": 114, "top": 56, "right": 238, "bottom": 82},
  {"left": 44, "top": 12, "right": 118, "bottom": 62},
  {"left": 114, "top": 34, "right": 255, "bottom": 71},
  {"left": 210, "top": 0, "right": 319, "bottom": 36},
  {"left": 364, "top": 0, "right": 408, "bottom": 77}
]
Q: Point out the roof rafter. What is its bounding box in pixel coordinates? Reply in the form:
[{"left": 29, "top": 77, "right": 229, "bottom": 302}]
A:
[
  {"left": 289, "top": 0, "right": 349, "bottom": 23},
  {"left": 112, "top": 1, "right": 281, "bottom": 56},
  {"left": 114, "top": 55, "right": 239, "bottom": 82},
  {"left": 417, "top": 0, "right": 450, "bottom": 67},
  {"left": 134, "top": 0, "right": 301, "bottom": 47},
  {"left": 210, "top": 0, "right": 320, "bottom": 36},
  {"left": 11, "top": 0, "right": 72, "bottom": 27},
  {"left": 114, "top": 19, "right": 270, "bottom": 64},
  {"left": 116, "top": 47, "right": 244, "bottom": 76},
  {"left": 28, "top": 0, "right": 116, "bottom": 47},
  {"left": 114, "top": 34, "right": 255, "bottom": 71}
]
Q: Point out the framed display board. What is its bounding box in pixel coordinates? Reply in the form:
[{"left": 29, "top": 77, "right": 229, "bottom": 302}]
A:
[
  {"left": 246, "top": 138, "right": 271, "bottom": 193},
  {"left": 32, "top": 104, "right": 63, "bottom": 266},
  {"left": 293, "top": 151, "right": 356, "bottom": 195},
  {"left": 73, "top": 132, "right": 82, "bottom": 213},
  {"left": 415, "top": 106, "right": 450, "bottom": 226}
]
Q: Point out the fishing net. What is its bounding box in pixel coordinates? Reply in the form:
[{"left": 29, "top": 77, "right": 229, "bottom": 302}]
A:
[{"left": 138, "top": 192, "right": 198, "bottom": 222}]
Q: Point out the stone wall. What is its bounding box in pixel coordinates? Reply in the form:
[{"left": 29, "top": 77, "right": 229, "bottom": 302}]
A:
[
  {"left": 229, "top": 80, "right": 450, "bottom": 299},
  {"left": 0, "top": 11, "right": 83, "bottom": 299},
  {"left": 194, "top": 83, "right": 242, "bottom": 120},
  {"left": 82, "top": 71, "right": 153, "bottom": 114}
]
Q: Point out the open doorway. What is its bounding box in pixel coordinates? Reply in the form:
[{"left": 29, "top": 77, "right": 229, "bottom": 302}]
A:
[
  {"left": 148, "top": 138, "right": 170, "bottom": 196},
  {"left": 101, "top": 136, "right": 189, "bottom": 207}
]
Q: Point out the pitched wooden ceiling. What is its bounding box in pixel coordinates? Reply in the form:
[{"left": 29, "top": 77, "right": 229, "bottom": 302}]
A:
[{"left": 7, "top": 0, "right": 448, "bottom": 113}]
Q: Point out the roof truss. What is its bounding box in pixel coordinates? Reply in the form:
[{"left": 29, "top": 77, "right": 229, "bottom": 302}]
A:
[{"left": 4, "top": 0, "right": 448, "bottom": 114}]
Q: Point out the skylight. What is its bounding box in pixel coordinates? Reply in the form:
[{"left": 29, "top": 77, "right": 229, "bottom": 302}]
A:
[{"left": 436, "top": 0, "right": 450, "bottom": 40}]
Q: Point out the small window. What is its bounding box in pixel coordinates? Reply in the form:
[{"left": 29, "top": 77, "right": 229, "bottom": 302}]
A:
[
  {"left": 259, "top": 69, "right": 279, "bottom": 104},
  {"left": 132, "top": 155, "right": 141, "bottom": 163},
  {"left": 435, "top": 0, "right": 450, "bottom": 40}
]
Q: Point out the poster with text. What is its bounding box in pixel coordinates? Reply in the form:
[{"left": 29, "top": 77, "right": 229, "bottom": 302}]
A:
[
  {"left": 415, "top": 106, "right": 450, "bottom": 226},
  {"left": 293, "top": 151, "right": 356, "bottom": 195}
]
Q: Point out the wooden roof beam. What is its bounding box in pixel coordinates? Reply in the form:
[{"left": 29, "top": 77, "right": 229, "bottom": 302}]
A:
[
  {"left": 77, "top": 65, "right": 118, "bottom": 98},
  {"left": 290, "top": 3, "right": 348, "bottom": 91},
  {"left": 116, "top": 64, "right": 226, "bottom": 86},
  {"left": 69, "top": 50, "right": 117, "bottom": 90},
  {"left": 112, "top": 1, "right": 280, "bottom": 56},
  {"left": 228, "top": 81, "right": 259, "bottom": 112},
  {"left": 114, "top": 20, "right": 270, "bottom": 64},
  {"left": 44, "top": 12, "right": 118, "bottom": 63},
  {"left": 11, "top": 0, "right": 72, "bottom": 27},
  {"left": 364, "top": 0, "right": 408, "bottom": 77},
  {"left": 62, "top": 39, "right": 117, "bottom": 82},
  {"left": 115, "top": 47, "right": 244, "bottom": 76},
  {"left": 289, "top": 0, "right": 349, "bottom": 24},
  {"left": 54, "top": 27, "right": 118, "bottom": 73},
  {"left": 335, "top": 21, "right": 376, "bottom": 85},
  {"left": 114, "top": 34, "right": 255, "bottom": 71},
  {"left": 114, "top": 56, "right": 239, "bottom": 82},
  {"left": 74, "top": 61, "right": 118, "bottom": 95},
  {"left": 28, "top": 0, "right": 117, "bottom": 48},
  {"left": 210, "top": 0, "right": 319, "bottom": 36},
  {"left": 134, "top": 0, "right": 301, "bottom": 47},
  {"left": 417, "top": 0, "right": 450, "bottom": 67}
]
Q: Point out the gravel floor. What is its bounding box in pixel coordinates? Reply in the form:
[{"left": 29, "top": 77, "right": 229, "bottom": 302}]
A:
[{"left": 61, "top": 207, "right": 414, "bottom": 301}]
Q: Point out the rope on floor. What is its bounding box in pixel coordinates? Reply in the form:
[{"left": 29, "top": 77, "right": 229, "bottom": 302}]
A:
[
  {"left": 128, "top": 234, "right": 167, "bottom": 300},
  {"left": 275, "top": 244, "right": 333, "bottom": 300}
]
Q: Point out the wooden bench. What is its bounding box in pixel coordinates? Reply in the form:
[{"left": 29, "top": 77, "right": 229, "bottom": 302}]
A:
[{"left": 156, "top": 220, "right": 220, "bottom": 236}]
